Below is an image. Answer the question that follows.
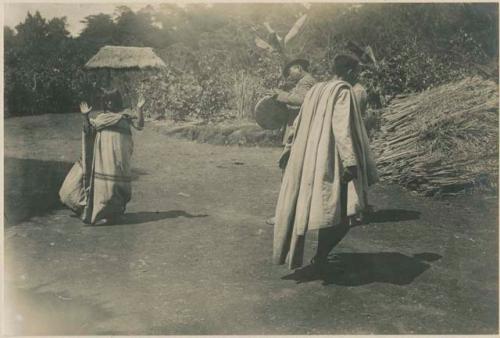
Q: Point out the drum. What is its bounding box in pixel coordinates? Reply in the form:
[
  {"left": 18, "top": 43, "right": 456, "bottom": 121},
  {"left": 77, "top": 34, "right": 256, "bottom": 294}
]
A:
[{"left": 254, "top": 96, "right": 289, "bottom": 130}]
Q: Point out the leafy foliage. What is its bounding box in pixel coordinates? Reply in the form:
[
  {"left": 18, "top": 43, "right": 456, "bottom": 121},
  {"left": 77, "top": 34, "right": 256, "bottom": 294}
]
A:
[
  {"left": 4, "top": 3, "right": 498, "bottom": 118},
  {"left": 4, "top": 12, "right": 83, "bottom": 116}
]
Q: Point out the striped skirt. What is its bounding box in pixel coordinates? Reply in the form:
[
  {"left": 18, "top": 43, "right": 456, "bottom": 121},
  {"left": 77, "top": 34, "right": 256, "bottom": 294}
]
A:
[{"left": 85, "top": 127, "right": 133, "bottom": 224}]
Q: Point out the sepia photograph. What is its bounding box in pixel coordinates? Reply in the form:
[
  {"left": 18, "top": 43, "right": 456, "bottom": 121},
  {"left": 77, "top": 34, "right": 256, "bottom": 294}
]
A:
[{"left": 2, "top": 1, "right": 499, "bottom": 336}]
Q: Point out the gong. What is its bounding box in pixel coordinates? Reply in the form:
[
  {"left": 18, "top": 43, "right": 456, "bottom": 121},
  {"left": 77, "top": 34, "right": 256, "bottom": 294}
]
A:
[{"left": 254, "top": 96, "right": 289, "bottom": 130}]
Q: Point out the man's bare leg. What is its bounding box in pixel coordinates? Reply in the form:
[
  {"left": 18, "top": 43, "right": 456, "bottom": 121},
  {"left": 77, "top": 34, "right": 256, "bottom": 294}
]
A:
[{"left": 312, "top": 182, "right": 349, "bottom": 265}]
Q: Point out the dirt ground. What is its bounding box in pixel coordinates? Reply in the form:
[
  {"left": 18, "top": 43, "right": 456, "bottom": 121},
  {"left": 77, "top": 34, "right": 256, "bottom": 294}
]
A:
[{"left": 3, "top": 114, "right": 498, "bottom": 335}]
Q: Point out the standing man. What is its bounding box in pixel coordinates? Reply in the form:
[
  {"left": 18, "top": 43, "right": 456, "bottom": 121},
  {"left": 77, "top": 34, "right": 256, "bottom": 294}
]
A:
[
  {"left": 265, "top": 58, "right": 316, "bottom": 226},
  {"left": 273, "top": 53, "right": 379, "bottom": 270},
  {"left": 272, "top": 58, "right": 316, "bottom": 156}
]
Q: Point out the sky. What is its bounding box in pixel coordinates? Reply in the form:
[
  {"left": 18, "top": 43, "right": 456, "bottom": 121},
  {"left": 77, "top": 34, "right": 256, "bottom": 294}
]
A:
[{"left": 3, "top": 3, "right": 160, "bottom": 36}]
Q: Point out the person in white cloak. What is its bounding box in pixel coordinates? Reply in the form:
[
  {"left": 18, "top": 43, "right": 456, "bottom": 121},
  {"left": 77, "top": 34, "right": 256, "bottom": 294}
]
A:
[
  {"left": 59, "top": 88, "right": 145, "bottom": 225},
  {"left": 273, "top": 53, "right": 379, "bottom": 270}
]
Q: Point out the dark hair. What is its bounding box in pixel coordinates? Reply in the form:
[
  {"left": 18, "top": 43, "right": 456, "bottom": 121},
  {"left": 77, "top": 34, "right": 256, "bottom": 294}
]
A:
[
  {"left": 332, "top": 53, "right": 360, "bottom": 78},
  {"left": 101, "top": 88, "right": 123, "bottom": 112},
  {"left": 283, "top": 59, "right": 310, "bottom": 78}
]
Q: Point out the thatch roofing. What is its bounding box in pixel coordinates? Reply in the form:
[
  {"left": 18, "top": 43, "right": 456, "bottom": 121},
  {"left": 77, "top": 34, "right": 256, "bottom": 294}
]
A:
[{"left": 85, "top": 45, "right": 167, "bottom": 70}]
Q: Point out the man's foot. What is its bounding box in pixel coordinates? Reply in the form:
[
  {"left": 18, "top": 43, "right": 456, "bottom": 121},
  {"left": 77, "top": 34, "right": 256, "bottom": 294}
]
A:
[
  {"left": 266, "top": 217, "right": 276, "bottom": 225},
  {"left": 350, "top": 208, "right": 373, "bottom": 226},
  {"left": 92, "top": 215, "right": 122, "bottom": 226},
  {"left": 93, "top": 218, "right": 109, "bottom": 226},
  {"left": 349, "top": 215, "right": 364, "bottom": 226}
]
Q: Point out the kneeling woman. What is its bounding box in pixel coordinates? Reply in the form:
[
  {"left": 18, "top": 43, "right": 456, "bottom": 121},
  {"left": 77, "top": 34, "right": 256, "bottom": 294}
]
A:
[{"left": 60, "top": 88, "right": 145, "bottom": 225}]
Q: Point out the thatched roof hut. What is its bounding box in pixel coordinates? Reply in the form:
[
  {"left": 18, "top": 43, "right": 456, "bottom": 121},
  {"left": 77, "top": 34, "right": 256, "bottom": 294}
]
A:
[{"left": 85, "top": 45, "right": 167, "bottom": 70}]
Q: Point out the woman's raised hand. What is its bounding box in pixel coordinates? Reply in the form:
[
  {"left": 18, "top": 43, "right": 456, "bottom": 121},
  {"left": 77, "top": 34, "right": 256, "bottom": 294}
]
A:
[
  {"left": 80, "top": 102, "right": 92, "bottom": 114},
  {"left": 137, "top": 95, "right": 146, "bottom": 109}
]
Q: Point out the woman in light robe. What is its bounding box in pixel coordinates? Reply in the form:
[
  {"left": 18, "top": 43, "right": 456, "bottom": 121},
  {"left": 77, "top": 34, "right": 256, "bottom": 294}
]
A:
[
  {"left": 59, "top": 88, "right": 145, "bottom": 225},
  {"left": 273, "top": 54, "right": 379, "bottom": 270}
]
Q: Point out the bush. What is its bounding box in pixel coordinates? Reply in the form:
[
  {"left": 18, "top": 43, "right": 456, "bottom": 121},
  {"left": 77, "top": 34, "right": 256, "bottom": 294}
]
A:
[
  {"left": 117, "top": 66, "right": 231, "bottom": 122},
  {"left": 304, "top": 3, "right": 498, "bottom": 106},
  {"left": 4, "top": 4, "right": 498, "bottom": 119}
]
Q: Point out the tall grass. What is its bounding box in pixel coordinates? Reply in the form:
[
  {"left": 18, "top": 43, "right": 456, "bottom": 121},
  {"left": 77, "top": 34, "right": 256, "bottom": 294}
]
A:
[{"left": 232, "top": 71, "right": 265, "bottom": 120}]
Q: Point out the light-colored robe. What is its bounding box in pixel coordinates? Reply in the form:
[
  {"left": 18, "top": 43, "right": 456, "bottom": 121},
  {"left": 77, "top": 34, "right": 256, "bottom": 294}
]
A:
[
  {"left": 273, "top": 80, "right": 378, "bottom": 269},
  {"left": 60, "top": 111, "right": 141, "bottom": 224},
  {"left": 86, "top": 114, "right": 134, "bottom": 223}
]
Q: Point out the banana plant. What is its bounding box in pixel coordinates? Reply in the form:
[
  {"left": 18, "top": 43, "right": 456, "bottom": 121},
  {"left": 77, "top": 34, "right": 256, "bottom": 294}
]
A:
[
  {"left": 253, "top": 6, "right": 378, "bottom": 70},
  {"left": 254, "top": 11, "right": 309, "bottom": 57}
]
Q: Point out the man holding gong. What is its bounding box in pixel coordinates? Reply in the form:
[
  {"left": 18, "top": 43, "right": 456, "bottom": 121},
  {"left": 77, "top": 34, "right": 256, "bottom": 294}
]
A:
[
  {"left": 271, "top": 58, "right": 317, "bottom": 163},
  {"left": 258, "top": 58, "right": 316, "bottom": 225}
]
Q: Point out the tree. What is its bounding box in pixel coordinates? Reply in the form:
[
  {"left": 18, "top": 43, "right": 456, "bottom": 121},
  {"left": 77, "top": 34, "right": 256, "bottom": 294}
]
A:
[
  {"left": 4, "top": 3, "right": 498, "bottom": 118},
  {"left": 112, "top": 6, "right": 166, "bottom": 48},
  {"left": 79, "top": 13, "right": 116, "bottom": 52},
  {"left": 5, "top": 11, "right": 81, "bottom": 115}
]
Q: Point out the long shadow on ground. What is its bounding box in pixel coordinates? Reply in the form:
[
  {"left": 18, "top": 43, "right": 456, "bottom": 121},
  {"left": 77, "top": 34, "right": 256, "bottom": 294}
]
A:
[
  {"left": 282, "top": 252, "right": 442, "bottom": 286},
  {"left": 95, "top": 211, "right": 209, "bottom": 226},
  {"left": 4, "top": 157, "right": 152, "bottom": 226},
  {"left": 4, "top": 157, "right": 73, "bottom": 226}
]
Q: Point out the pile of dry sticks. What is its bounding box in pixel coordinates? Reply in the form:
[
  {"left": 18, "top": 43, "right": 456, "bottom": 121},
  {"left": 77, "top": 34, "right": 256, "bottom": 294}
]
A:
[{"left": 371, "top": 76, "right": 498, "bottom": 196}]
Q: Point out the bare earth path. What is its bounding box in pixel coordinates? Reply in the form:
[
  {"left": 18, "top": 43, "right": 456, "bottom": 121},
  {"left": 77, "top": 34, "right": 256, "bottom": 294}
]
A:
[{"left": 3, "top": 114, "right": 498, "bottom": 335}]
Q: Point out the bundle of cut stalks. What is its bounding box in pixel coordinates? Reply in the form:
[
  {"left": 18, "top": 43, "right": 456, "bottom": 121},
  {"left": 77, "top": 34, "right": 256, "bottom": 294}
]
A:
[{"left": 372, "top": 76, "right": 498, "bottom": 196}]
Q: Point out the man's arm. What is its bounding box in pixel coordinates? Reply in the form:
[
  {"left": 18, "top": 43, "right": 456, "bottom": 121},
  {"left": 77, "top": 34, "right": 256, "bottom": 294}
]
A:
[
  {"left": 131, "top": 96, "right": 145, "bottom": 130},
  {"left": 278, "top": 109, "right": 304, "bottom": 169},
  {"left": 332, "top": 89, "right": 357, "bottom": 171},
  {"left": 133, "top": 108, "right": 144, "bottom": 130},
  {"left": 82, "top": 114, "right": 92, "bottom": 134},
  {"left": 353, "top": 84, "right": 368, "bottom": 118},
  {"left": 80, "top": 102, "right": 93, "bottom": 134},
  {"left": 276, "top": 76, "right": 315, "bottom": 106}
]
